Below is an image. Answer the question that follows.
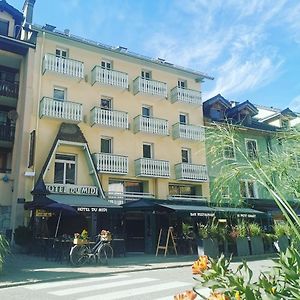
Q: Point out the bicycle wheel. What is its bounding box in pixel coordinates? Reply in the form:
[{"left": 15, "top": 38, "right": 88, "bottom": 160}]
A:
[
  {"left": 97, "top": 243, "right": 113, "bottom": 264},
  {"left": 70, "top": 245, "right": 89, "bottom": 266}
]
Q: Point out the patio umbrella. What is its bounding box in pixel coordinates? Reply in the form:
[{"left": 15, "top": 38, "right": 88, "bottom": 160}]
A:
[{"left": 44, "top": 202, "right": 78, "bottom": 238}]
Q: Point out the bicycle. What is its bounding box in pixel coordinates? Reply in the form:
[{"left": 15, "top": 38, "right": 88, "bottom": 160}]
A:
[{"left": 69, "top": 235, "right": 113, "bottom": 267}]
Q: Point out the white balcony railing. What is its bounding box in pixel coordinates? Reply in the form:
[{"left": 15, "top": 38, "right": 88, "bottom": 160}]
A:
[
  {"left": 133, "top": 115, "right": 169, "bottom": 136},
  {"left": 91, "top": 66, "right": 128, "bottom": 89},
  {"left": 43, "top": 54, "right": 84, "bottom": 79},
  {"left": 90, "top": 107, "right": 128, "bottom": 129},
  {"left": 106, "top": 191, "right": 154, "bottom": 205},
  {"left": 133, "top": 77, "right": 167, "bottom": 98},
  {"left": 135, "top": 158, "right": 170, "bottom": 178},
  {"left": 39, "top": 97, "right": 83, "bottom": 122},
  {"left": 175, "top": 163, "right": 208, "bottom": 182},
  {"left": 168, "top": 195, "right": 208, "bottom": 201},
  {"left": 170, "top": 87, "right": 202, "bottom": 105},
  {"left": 93, "top": 153, "right": 128, "bottom": 174},
  {"left": 172, "top": 123, "right": 205, "bottom": 141}
]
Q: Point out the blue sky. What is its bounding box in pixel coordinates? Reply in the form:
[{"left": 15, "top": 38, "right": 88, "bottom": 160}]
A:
[{"left": 10, "top": 0, "right": 300, "bottom": 110}]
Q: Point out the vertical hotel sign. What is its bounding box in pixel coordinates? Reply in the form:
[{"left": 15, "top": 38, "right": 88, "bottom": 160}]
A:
[{"left": 28, "top": 130, "right": 35, "bottom": 168}]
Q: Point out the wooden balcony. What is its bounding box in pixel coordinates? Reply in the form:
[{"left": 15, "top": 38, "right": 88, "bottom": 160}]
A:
[
  {"left": 172, "top": 123, "right": 205, "bottom": 141},
  {"left": 175, "top": 163, "right": 208, "bottom": 182},
  {"left": 91, "top": 66, "right": 128, "bottom": 89},
  {"left": 133, "top": 115, "right": 169, "bottom": 136},
  {"left": 135, "top": 158, "right": 170, "bottom": 178},
  {"left": 39, "top": 97, "right": 83, "bottom": 123},
  {"left": 0, "top": 80, "right": 19, "bottom": 99},
  {"left": 170, "top": 87, "right": 202, "bottom": 105},
  {"left": 93, "top": 153, "right": 128, "bottom": 174},
  {"left": 90, "top": 107, "right": 128, "bottom": 129},
  {"left": 133, "top": 77, "right": 167, "bottom": 98},
  {"left": 43, "top": 54, "right": 84, "bottom": 79}
]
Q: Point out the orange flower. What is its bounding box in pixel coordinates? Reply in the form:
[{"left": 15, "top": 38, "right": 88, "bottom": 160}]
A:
[
  {"left": 192, "top": 255, "right": 209, "bottom": 274},
  {"left": 235, "top": 291, "right": 241, "bottom": 300},
  {"left": 174, "top": 290, "right": 197, "bottom": 300},
  {"left": 208, "top": 292, "right": 229, "bottom": 300}
]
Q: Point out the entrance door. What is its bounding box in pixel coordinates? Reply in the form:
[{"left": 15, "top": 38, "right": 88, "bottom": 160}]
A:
[{"left": 125, "top": 213, "right": 145, "bottom": 252}]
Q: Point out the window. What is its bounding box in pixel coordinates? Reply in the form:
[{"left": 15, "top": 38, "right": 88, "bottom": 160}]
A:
[
  {"left": 177, "top": 79, "right": 186, "bottom": 89},
  {"left": 142, "top": 105, "right": 152, "bottom": 118},
  {"left": 143, "top": 143, "right": 153, "bottom": 159},
  {"left": 55, "top": 48, "right": 68, "bottom": 58},
  {"left": 53, "top": 87, "right": 66, "bottom": 101},
  {"left": 179, "top": 113, "right": 188, "bottom": 125},
  {"left": 101, "top": 60, "right": 112, "bottom": 70},
  {"left": 0, "top": 149, "right": 10, "bottom": 173},
  {"left": 109, "top": 180, "right": 144, "bottom": 194},
  {"left": 210, "top": 108, "right": 223, "bottom": 120},
  {"left": 100, "top": 97, "right": 112, "bottom": 110},
  {"left": 169, "top": 184, "right": 199, "bottom": 196},
  {"left": 221, "top": 186, "right": 230, "bottom": 198},
  {"left": 245, "top": 139, "right": 258, "bottom": 160},
  {"left": 239, "top": 180, "right": 257, "bottom": 198},
  {"left": 54, "top": 154, "right": 76, "bottom": 184},
  {"left": 223, "top": 142, "right": 235, "bottom": 159},
  {"left": 141, "top": 70, "right": 151, "bottom": 80},
  {"left": 101, "top": 137, "right": 112, "bottom": 154},
  {"left": 0, "top": 20, "right": 9, "bottom": 36},
  {"left": 181, "top": 148, "right": 191, "bottom": 163},
  {"left": 281, "top": 119, "right": 290, "bottom": 129}
]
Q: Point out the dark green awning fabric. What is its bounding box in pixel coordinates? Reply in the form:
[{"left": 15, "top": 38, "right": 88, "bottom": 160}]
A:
[
  {"left": 48, "top": 194, "right": 121, "bottom": 212},
  {"left": 159, "top": 204, "right": 215, "bottom": 217},
  {"left": 215, "top": 207, "right": 265, "bottom": 218}
]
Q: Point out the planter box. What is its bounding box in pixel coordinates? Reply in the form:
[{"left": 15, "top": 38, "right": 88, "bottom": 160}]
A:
[
  {"left": 276, "top": 235, "right": 289, "bottom": 252},
  {"left": 250, "top": 236, "right": 264, "bottom": 255},
  {"left": 236, "top": 237, "right": 250, "bottom": 257},
  {"left": 203, "top": 238, "right": 219, "bottom": 258},
  {"left": 196, "top": 238, "right": 204, "bottom": 256}
]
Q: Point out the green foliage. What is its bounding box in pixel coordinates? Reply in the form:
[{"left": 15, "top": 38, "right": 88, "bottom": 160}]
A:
[
  {"left": 248, "top": 223, "right": 262, "bottom": 237},
  {"left": 14, "top": 226, "right": 33, "bottom": 246},
  {"left": 235, "top": 221, "right": 248, "bottom": 238},
  {"left": 198, "top": 224, "right": 208, "bottom": 239},
  {"left": 0, "top": 234, "right": 10, "bottom": 272},
  {"left": 274, "top": 223, "right": 290, "bottom": 238}
]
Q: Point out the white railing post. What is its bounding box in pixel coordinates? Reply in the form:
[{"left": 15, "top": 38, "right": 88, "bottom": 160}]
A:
[
  {"left": 175, "top": 163, "right": 208, "bottom": 181},
  {"left": 135, "top": 158, "right": 170, "bottom": 178},
  {"left": 134, "top": 115, "right": 169, "bottom": 135},
  {"left": 91, "top": 66, "right": 128, "bottom": 88},
  {"left": 170, "top": 87, "right": 202, "bottom": 105},
  {"left": 133, "top": 77, "right": 167, "bottom": 98},
  {"left": 93, "top": 153, "right": 128, "bottom": 174}
]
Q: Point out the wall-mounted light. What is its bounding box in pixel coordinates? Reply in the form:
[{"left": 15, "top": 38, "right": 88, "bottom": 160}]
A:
[{"left": 2, "top": 175, "right": 9, "bottom": 183}]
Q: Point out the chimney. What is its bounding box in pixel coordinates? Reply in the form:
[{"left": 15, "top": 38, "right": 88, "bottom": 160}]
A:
[{"left": 23, "top": 0, "right": 36, "bottom": 25}]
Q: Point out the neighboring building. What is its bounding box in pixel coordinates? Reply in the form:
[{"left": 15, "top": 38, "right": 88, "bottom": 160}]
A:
[
  {"left": 0, "top": 0, "right": 37, "bottom": 236},
  {"left": 203, "top": 94, "right": 300, "bottom": 221}
]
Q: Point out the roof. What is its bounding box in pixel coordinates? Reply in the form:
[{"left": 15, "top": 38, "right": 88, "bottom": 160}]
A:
[
  {"left": 33, "top": 24, "right": 214, "bottom": 81},
  {"left": 261, "top": 107, "right": 298, "bottom": 123},
  {"left": 0, "top": 0, "right": 23, "bottom": 24},
  {"left": 225, "top": 100, "right": 258, "bottom": 118}
]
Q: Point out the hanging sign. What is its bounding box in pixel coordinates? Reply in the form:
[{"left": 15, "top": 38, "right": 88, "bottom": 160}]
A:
[{"left": 36, "top": 209, "right": 53, "bottom": 217}]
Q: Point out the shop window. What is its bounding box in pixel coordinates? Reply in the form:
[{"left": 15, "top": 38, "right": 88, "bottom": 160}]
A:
[
  {"left": 101, "top": 137, "right": 112, "bottom": 154},
  {"left": 143, "top": 143, "right": 153, "bottom": 159},
  {"left": 239, "top": 180, "right": 257, "bottom": 198},
  {"left": 54, "top": 154, "right": 76, "bottom": 184},
  {"left": 169, "top": 184, "right": 199, "bottom": 197},
  {"left": 245, "top": 139, "right": 258, "bottom": 160},
  {"left": 109, "top": 180, "right": 144, "bottom": 194},
  {"left": 0, "top": 20, "right": 9, "bottom": 36},
  {"left": 181, "top": 148, "right": 191, "bottom": 163}
]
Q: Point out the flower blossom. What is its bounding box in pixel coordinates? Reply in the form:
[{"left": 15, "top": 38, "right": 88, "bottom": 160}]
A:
[
  {"left": 174, "top": 290, "right": 197, "bottom": 300},
  {"left": 192, "top": 255, "right": 209, "bottom": 274}
]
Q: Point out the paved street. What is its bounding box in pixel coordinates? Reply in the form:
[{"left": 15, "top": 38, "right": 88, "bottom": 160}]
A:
[{"left": 0, "top": 258, "right": 275, "bottom": 300}]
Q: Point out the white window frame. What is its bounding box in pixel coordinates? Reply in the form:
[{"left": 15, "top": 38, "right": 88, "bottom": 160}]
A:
[
  {"left": 101, "top": 59, "right": 112, "bottom": 70},
  {"left": 239, "top": 180, "right": 257, "bottom": 198},
  {"left": 245, "top": 138, "right": 258, "bottom": 160},
  {"left": 143, "top": 143, "right": 153, "bottom": 159},
  {"left": 55, "top": 48, "right": 68, "bottom": 58},
  {"left": 54, "top": 153, "right": 76, "bottom": 185},
  {"left": 181, "top": 148, "right": 191, "bottom": 163},
  {"left": 53, "top": 87, "right": 67, "bottom": 101},
  {"left": 142, "top": 105, "right": 152, "bottom": 118},
  {"left": 100, "top": 96, "right": 112, "bottom": 110},
  {"left": 100, "top": 136, "right": 113, "bottom": 154},
  {"left": 179, "top": 113, "right": 188, "bottom": 125},
  {"left": 177, "top": 79, "right": 187, "bottom": 89},
  {"left": 141, "top": 70, "right": 151, "bottom": 80},
  {"left": 223, "top": 142, "right": 236, "bottom": 160}
]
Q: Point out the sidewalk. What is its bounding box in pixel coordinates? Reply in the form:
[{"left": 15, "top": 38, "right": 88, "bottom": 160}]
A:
[{"left": 0, "top": 252, "right": 276, "bottom": 289}]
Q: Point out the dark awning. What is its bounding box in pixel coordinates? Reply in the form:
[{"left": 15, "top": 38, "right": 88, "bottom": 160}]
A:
[
  {"left": 214, "top": 207, "right": 266, "bottom": 218},
  {"left": 159, "top": 204, "right": 215, "bottom": 217},
  {"left": 48, "top": 194, "right": 121, "bottom": 212}
]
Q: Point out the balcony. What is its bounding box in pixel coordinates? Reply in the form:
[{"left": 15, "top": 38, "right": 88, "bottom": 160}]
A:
[
  {"left": 91, "top": 66, "right": 128, "bottom": 89},
  {"left": 0, "top": 80, "right": 19, "bottom": 99},
  {"left": 172, "top": 123, "right": 205, "bottom": 141},
  {"left": 0, "top": 124, "right": 15, "bottom": 143},
  {"left": 175, "top": 163, "right": 208, "bottom": 182},
  {"left": 93, "top": 153, "right": 128, "bottom": 175},
  {"left": 170, "top": 87, "right": 202, "bottom": 105},
  {"left": 133, "top": 115, "right": 169, "bottom": 136},
  {"left": 43, "top": 54, "right": 84, "bottom": 80},
  {"left": 133, "top": 77, "right": 167, "bottom": 98},
  {"left": 168, "top": 195, "right": 208, "bottom": 202},
  {"left": 39, "top": 97, "right": 83, "bottom": 123},
  {"left": 90, "top": 107, "right": 128, "bottom": 129},
  {"left": 106, "top": 191, "right": 154, "bottom": 205},
  {"left": 135, "top": 158, "right": 170, "bottom": 178}
]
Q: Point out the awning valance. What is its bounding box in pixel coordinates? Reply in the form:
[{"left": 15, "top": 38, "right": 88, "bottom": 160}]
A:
[
  {"left": 159, "top": 204, "right": 215, "bottom": 217},
  {"left": 48, "top": 194, "right": 121, "bottom": 212}
]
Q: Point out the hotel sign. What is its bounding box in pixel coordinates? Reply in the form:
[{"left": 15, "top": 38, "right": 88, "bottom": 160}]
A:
[
  {"left": 190, "top": 212, "right": 215, "bottom": 217},
  {"left": 46, "top": 184, "right": 99, "bottom": 196}
]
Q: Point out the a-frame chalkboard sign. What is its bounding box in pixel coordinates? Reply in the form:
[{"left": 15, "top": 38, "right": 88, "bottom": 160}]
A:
[{"left": 155, "top": 226, "right": 178, "bottom": 256}]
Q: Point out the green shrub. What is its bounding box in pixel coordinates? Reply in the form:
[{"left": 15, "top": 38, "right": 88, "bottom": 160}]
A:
[
  {"left": 14, "top": 226, "right": 33, "bottom": 246},
  {"left": 235, "top": 221, "right": 248, "bottom": 238},
  {"left": 198, "top": 224, "right": 208, "bottom": 239},
  {"left": 274, "top": 222, "right": 290, "bottom": 238},
  {"left": 0, "top": 234, "right": 10, "bottom": 272},
  {"left": 248, "top": 223, "right": 262, "bottom": 237}
]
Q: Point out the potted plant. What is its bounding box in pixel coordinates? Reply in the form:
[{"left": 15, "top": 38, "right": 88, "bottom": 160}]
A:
[
  {"left": 234, "top": 221, "right": 250, "bottom": 257},
  {"left": 274, "top": 223, "right": 290, "bottom": 252},
  {"left": 202, "top": 222, "right": 219, "bottom": 258},
  {"left": 262, "top": 233, "right": 276, "bottom": 253},
  {"left": 0, "top": 234, "right": 10, "bottom": 273},
  {"left": 248, "top": 223, "right": 264, "bottom": 255}
]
